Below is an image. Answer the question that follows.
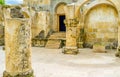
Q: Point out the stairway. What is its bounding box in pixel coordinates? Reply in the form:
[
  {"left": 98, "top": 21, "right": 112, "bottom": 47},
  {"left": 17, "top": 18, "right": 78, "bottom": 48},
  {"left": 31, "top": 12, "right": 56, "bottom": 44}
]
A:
[{"left": 45, "top": 32, "right": 66, "bottom": 49}]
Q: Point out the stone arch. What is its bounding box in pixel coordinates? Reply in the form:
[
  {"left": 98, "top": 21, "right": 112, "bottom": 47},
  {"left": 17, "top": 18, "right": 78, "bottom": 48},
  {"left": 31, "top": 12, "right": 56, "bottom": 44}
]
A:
[
  {"left": 76, "top": 0, "right": 119, "bottom": 48},
  {"left": 54, "top": 2, "right": 67, "bottom": 32},
  {"left": 75, "top": 0, "right": 120, "bottom": 49},
  {"left": 85, "top": 4, "right": 118, "bottom": 48},
  {"left": 75, "top": 0, "right": 119, "bottom": 22},
  {"left": 83, "top": 3, "right": 118, "bottom": 23},
  {"left": 55, "top": 2, "right": 67, "bottom": 14}
]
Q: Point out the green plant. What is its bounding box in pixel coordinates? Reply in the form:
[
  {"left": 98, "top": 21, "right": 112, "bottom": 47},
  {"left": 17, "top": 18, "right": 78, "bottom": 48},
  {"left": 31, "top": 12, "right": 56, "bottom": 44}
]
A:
[{"left": 0, "top": 0, "right": 5, "bottom": 5}]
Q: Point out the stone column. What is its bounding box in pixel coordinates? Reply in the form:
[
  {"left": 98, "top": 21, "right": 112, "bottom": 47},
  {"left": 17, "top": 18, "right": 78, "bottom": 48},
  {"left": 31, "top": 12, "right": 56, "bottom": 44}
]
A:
[
  {"left": 3, "top": 18, "right": 34, "bottom": 77},
  {"left": 77, "top": 23, "right": 84, "bottom": 48},
  {"left": 62, "top": 4, "right": 79, "bottom": 55},
  {"left": 116, "top": 19, "right": 120, "bottom": 57},
  {"left": 62, "top": 19, "right": 79, "bottom": 55}
]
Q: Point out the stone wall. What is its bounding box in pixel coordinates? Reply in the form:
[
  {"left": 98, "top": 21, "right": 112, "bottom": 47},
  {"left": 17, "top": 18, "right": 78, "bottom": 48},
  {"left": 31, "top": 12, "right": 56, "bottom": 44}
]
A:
[
  {"left": 0, "top": 6, "right": 4, "bottom": 46},
  {"left": 0, "top": 26, "right": 4, "bottom": 45},
  {"left": 24, "top": 0, "right": 51, "bottom": 6},
  {"left": 31, "top": 11, "right": 50, "bottom": 38},
  {"left": 23, "top": 0, "right": 73, "bottom": 34},
  {"left": 84, "top": 4, "right": 118, "bottom": 48},
  {"left": 1, "top": 0, "right": 120, "bottom": 49},
  {"left": 50, "top": 0, "right": 73, "bottom": 31}
]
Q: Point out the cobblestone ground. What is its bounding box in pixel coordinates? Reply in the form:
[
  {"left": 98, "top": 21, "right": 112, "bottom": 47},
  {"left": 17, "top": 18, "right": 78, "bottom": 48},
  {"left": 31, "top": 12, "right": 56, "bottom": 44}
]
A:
[{"left": 1, "top": 47, "right": 120, "bottom": 77}]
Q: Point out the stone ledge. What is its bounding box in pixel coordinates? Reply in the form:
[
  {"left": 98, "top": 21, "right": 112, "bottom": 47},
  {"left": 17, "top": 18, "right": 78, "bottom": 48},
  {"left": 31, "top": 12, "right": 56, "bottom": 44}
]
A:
[{"left": 3, "top": 70, "right": 34, "bottom": 77}]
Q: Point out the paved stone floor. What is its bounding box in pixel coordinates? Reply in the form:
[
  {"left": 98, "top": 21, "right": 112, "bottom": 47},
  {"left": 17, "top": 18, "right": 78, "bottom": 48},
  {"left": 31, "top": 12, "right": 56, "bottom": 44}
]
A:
[{"left": 1, "top": 47, "right": 120, "bottom": 77}]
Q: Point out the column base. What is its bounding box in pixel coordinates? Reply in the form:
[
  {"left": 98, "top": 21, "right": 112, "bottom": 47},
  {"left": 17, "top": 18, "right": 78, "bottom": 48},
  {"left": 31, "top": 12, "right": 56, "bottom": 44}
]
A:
[
  {"left": 115, "top": 47, "right": 120, "bottom": 57},
  {"left": 3, "top": 70, "right": 34, "bottom": 77},
  {"left": 77, "top": 42, "right": 83, "bottom": 48},
  {"left": 62, "top": 47, "right": 79, "bottom": 55}
]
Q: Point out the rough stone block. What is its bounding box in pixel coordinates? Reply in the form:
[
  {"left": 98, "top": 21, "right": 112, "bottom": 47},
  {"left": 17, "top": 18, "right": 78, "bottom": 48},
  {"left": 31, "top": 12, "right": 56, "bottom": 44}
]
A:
[{"left": 93, "top": 44, "right": 106, "bottom": 53}]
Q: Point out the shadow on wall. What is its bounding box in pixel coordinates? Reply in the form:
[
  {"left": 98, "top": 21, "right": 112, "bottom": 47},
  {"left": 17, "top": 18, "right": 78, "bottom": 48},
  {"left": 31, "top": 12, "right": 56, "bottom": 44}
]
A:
[{"left": 35, "top": 30, "right": 45, "bottom": 39}]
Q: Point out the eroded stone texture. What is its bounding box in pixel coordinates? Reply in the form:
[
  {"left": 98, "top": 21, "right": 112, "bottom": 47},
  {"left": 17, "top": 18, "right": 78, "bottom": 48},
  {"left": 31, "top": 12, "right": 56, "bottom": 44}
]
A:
[
  {"left": 24, "top": 0, "right": 51, "bottom": 5},
  {"left": 4, "top": 19, "right": 34, "bottom": 77},
  {"left": 0, "top": 6, "right": 4, "bottom": 46},
  {"left": 75, "top": 0, "right": 120, "bottom": 51},
  {"left": 10, "top": 6, "right": 24, "bottom": 18},
  {"left": 31, "top": 11, "right": 50, "bottom": 38},
  {"left": 3, "top": 5, "right": 30, "bottom": 19},
  {"left": 62, "top": 5, "right": 79, "bottom": 55},
  {"left": 116, "top": 20, "right": 120, "bottom": 57},
  {"left": 0, "top": 26, "right": 4, "bottom": 46},
  {"left": 63, "top": 19, "right": 79, "bottom": 55},
  {"left": 84, "top": 4, "right": 118, "bottom": 48},
  {"left": 31, "top": 11, "right": 50, "bottom": 47}
]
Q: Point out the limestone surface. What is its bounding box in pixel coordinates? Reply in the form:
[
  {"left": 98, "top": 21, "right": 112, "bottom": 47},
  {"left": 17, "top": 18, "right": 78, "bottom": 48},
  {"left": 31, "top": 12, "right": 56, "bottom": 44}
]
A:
[{"left": 4, "top": 19, "right": 33, "bottom": 76}]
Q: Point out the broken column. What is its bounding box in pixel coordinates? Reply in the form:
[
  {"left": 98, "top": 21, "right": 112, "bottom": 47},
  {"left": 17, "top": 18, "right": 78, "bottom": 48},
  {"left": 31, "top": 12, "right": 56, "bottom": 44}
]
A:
[
  {"left": 62, "top": 4, "right": 79, "bottom": 55},
  {"left": 3, "top": 6, "right": 34, "bottom": 77},
  {"left": 3, "top": 18, "right": 34, "bottom": 77}
]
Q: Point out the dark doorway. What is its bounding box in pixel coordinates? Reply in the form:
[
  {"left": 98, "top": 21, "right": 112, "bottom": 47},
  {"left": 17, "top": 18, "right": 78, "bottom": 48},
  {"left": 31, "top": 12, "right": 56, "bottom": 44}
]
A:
[{"left": 59, "top": 15, "right": 66, "bottom": 31}]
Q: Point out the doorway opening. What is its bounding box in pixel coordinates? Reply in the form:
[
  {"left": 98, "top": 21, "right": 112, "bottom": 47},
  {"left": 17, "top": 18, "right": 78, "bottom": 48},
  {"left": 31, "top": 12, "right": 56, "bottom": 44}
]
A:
[{"left": 59, "top": 15, "right": 66, "bottom": 32}]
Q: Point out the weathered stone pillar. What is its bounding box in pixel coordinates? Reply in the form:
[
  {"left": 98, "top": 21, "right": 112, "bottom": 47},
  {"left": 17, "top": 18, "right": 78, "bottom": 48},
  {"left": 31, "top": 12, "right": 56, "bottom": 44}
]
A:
[
  {"left": 3, "top": 18, "right": 34, "bottom": 77},
  {"left": 77, "top": 23, "right": 84, "bottom": 48},
  {"left": 62, "top": 4, "right": 79, "bottom": 55},
  {"left": 62, "top": 19, "right": 79, "bottom": 55},
  {"left": 116, "top": 19, "right": 120, "bottom": 57}
]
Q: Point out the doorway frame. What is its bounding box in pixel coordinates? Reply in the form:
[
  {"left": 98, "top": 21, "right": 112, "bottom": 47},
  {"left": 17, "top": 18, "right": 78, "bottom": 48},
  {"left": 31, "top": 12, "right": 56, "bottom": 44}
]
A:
[{"left": 57, "top": 14, "right": 66, "bottom": 32}]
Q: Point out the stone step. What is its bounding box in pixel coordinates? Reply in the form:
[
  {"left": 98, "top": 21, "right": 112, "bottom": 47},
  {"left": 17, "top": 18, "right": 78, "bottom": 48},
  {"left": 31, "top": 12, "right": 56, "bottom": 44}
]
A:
[
  {"left": 49, "top": 33, "right": 66, "bottom": 39},
  {"left": 45, "top": 32, "right": 66, "bottom": 49},
  {"left": 45, "top": 40, "right": 61, "bottom": 49}
]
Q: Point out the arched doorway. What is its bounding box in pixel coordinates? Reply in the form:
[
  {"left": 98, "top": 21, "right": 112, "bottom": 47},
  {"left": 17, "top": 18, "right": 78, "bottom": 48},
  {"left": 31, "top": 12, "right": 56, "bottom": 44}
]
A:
[
  {"left": 84, "top": 4, "right": 118, "bottom": 48},
  {"left": 55, "top": 3, "right": 66, "bottom": 32}
]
